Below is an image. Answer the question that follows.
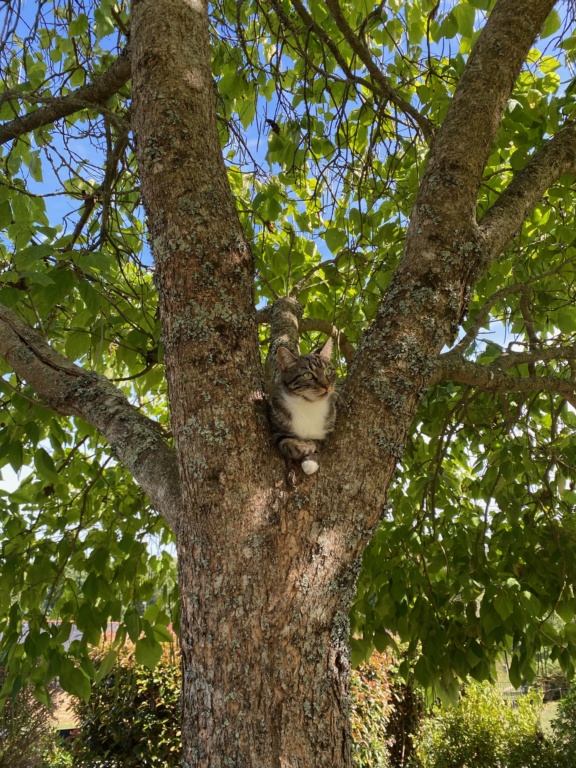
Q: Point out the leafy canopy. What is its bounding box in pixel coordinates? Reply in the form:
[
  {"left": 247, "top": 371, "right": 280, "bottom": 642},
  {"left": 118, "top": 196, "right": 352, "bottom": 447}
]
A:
[{"left": 0, "top": 0, "right": 576, "bottom": 703}]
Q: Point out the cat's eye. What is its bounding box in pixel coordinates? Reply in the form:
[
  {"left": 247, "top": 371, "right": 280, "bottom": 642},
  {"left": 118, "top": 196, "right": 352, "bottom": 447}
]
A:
[{"left": 302, "top": 372, "right": 314, "bottom": 380}]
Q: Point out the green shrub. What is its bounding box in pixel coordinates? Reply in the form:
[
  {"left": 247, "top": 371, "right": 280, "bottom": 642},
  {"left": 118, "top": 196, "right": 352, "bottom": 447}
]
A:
[
  {"left": 414, "top": 682, "right": 557, "bottom": 768},
  {"left": 71, "top": 646, "right": 181, "bottom": 767},
  {"left": 43, "top": 740, "right": 74, "bottom": 767},
  {"left": 551, "top": 683, "right": 576, "bottom": 766},
  {"left": 0, "top": 667, "right": 56, "bottom": 768},
  {"left": 350, "top": 652, "right": 393, "bottom": 767}
]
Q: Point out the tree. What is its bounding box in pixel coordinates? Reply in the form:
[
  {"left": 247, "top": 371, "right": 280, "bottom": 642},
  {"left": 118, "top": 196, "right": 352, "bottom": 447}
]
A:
[{"left": 1, "top": 0, "right": 576, "bottom": 764}]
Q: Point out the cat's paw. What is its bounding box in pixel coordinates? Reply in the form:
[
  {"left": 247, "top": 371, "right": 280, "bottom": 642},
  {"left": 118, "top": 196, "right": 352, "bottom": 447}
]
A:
[{"left": 301, "top": 458, "right": 319, "bottom": 475}]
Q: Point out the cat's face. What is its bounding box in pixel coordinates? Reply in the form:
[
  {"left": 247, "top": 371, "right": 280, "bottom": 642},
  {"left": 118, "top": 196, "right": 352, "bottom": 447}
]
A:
[{"left": 277, "top": 339, "right": 336, "bottom": 401}]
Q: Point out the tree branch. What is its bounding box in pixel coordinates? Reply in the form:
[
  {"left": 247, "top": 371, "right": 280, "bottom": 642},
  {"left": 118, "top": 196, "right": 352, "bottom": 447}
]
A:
[
  {"left": 413, "top": 0, "right": 556, "bottom": 233},
  {"left": 0, "top": 305, "right": 182, "bottom": 531},
  {"left": 262, "top": 297, "right": 303, "bottom": 390},
  {"left": 451, "top": 262, "right": 573, "bottom": 354},
  {"left": 324, "top": 0, "right": 434, "bottom": 141},
  {"left": 490, "top": 343, "right": 576, "bottom": 370},
  {"left": 257, "top": 304, "right": 355, "bottom": 365},
  {"left": 434, "top": 348, "right": 576, "bottom": 406},
  {"left": 286, "top": 0, "right": 433, "bottom": 140},
  {"left": 0, "top": 47, "right": 131, "bottom": 146},
  {"left": 479, "top": 122, "right": 576, "bottom": 258},
  {"left": 290, "top": 248, "right": 351, "bottom": 296},
  {"left": 299, "top": 318, "right": 355, "bottom": 364}
]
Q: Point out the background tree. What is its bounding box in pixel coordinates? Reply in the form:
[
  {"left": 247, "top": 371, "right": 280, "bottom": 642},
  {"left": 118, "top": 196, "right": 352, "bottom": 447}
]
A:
[{"left": 1, "top": 0, "right": 576, "bottom": 765}]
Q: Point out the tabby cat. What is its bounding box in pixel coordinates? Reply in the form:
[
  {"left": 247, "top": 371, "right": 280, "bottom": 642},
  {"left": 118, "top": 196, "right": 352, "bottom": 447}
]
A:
[{"left": 269, "top": 338, "right": 337, "bottom": 474}]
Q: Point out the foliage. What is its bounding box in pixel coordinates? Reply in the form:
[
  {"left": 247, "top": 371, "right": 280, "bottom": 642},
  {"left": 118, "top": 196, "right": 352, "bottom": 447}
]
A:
[
  {"left": 70, "top": 645, "right": 181, "bottom": 767},
  {"left": 43, "top": 741, "right": 74, "bottom": 768},
  {"left": 551, "top": 682, "right": 576, "bottom": 764},
  {"left": 534, "top": 662, "right": 569, "bottom": 702},
  {"left": 413, "top": 682, "right": 558, "bottom": 768},
  {"left": 0, "top": 667, "right": 55, "bottom": 768},
  {"left": 350, "top": 652, "right": 393, "bottom": 768},
  {"left": 0, "top": 0, "right": 576, "bottom": 706},
  {"left": 0, "top": 0, "right": 177, "bottom": 708}
]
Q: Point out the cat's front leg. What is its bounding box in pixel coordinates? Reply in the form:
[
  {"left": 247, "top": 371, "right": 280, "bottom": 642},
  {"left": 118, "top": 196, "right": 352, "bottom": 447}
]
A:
[{"left": 277, "top": 438, "right": 320, "bottom": 475}]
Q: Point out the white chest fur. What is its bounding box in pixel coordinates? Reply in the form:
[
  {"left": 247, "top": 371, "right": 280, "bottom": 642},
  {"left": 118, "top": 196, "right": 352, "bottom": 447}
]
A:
[{"left": 282, "top": 391, "right": 331, "bottom": 440}]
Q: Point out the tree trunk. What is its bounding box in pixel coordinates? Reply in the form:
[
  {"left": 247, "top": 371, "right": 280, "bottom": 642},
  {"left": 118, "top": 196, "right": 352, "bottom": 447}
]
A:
[{"left": 177, "top": 495, "right": 354, "bottom": 767}]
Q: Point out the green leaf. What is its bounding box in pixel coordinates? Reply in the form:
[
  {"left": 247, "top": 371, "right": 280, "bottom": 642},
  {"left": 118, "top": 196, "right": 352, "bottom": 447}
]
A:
[
  {"left": 28, "top": 151, "right": 43, "bottom": 183},
  {"left": 135, "top": 636, "right": 163, "bottom": 670},
  {"left": 452, "top": 3, "right": 476, "bottom": 38},
  {"left": 509, "top": 655, "right": 523, "bottom": 689},
  {"left": 152, "top": 623, "right": 174, "bottom": 643},
  {"left": 324, "top": 228, "right": 346, "bottom": 253},
  {"left": 0, "top": 199, "right": 12, "bottom": 228},
  {"left": 65, "top": 330, "right": 91, "bottom": 360},
  {"left": 494, "top": 594, "right": 514, "bottom": 621},
  {"left": 437, "top": 12, "right": 458, "bottom": 40},
  {"left": 34, "top": 447, "right": 58, "bottom": 482},
  {"left": 541, "top": 9, "right": 561, "bottom": 39},
  {"left": 95, "top": 649, "right": 118, "bottom": 683},
  {"left": 22, "top": 270, "right": 54, "bottom": 287},
  {"left": 60, "top": 661, "right": 91, "bottom": 702},
  {"left": 124, "top": 609, "right": 141, "bottom": 643}
]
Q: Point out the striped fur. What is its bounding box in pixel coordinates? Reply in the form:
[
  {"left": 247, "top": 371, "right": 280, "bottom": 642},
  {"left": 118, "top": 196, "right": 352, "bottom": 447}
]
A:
[{"left": 269, "top": 338, "right": 336, "bottom": 474}]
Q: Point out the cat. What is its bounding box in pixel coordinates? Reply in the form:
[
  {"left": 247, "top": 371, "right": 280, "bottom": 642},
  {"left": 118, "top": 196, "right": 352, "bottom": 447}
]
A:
[{"left": 269, "top": 338, "right": 337, "bottom": 474}]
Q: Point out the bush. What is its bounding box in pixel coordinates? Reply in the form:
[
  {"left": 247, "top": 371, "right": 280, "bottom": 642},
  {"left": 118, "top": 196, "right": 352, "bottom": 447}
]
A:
[
  {"left": 551, "top": 682, "right": 576, "bottom": 766},
  {"left": 71, "top": 646, "right": 180, "bottom": 767},
  {"left": 350, "top": 652, "right": 394, "bottom": 767},
  {"left": 0, "top": 667, "right": 55, "bottom": 768},
  {"left": 43, "top": 740, "right": 74, "bottom": 767},
  {"left": 413, "top": 682, "right": 557, "bottom": 768}
]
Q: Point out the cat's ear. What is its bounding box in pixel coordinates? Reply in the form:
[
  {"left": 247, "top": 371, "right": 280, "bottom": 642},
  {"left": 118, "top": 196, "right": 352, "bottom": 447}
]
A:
[
  {"left": 277, "top": 346, "right": 299, "bottom": 371},
  {"left": 317, "top": 337, "right": 333, "bottom": 360}
]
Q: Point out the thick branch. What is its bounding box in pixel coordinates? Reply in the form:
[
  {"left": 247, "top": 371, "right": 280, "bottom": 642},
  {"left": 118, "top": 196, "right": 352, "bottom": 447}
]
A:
[
  {"left": 414, "top": 0, "right": 556, "bottom": 231},
  {"left": 0, "top": 305, "right": 181, "bottom": 531},
  {"left": 490, "top": 344, "right": 576, "bottom": 371},
  {"left": 299, "top": 318, "right": 355, "bottom": 365},
  {"left": 0, "top": 48, "right": 131, "bottom": 145},
  {"left": 263, "top": 297, "right": 303, "bottom": 391},
  {"left": 434, "top": 348, "right": 576, "bottom": 406},
  {"left": 479, "top": 122, "right": 576, "bottom": 258}
]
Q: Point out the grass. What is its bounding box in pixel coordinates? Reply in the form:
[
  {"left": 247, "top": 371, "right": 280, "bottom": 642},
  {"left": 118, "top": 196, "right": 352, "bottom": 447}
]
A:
[
  {"left": 540, "top": 700, "right": 559, "bottom": 737},
  {"left": 52, "top": 688, "right": 78, "bottom": 731}
]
